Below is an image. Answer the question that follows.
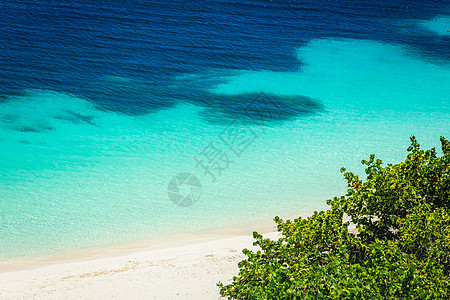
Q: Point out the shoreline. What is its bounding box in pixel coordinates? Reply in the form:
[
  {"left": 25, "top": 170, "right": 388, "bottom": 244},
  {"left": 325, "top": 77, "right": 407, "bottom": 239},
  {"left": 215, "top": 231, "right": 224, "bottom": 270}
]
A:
[
  {"left": 0, "top": 214, "right": 303, "bottom": 299},
  {"left": 0, "top": 212, "right": 311, "bottom": 273}
]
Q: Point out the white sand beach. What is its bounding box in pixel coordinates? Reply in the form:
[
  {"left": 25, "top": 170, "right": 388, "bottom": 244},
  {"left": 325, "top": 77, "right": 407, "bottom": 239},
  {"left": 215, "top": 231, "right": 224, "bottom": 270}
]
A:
[{"left": 0, "top": 228, "right": 280, "bottom": 299}]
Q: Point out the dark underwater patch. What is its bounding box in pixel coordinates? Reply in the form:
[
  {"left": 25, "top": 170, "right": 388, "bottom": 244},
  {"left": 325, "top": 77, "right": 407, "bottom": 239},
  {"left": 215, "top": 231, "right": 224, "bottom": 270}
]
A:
[
  {"left": 189, "top": 92, "right": 323, "bottom": 125},
  {"left": 0, "top": 114, "right": 21, "bottom": 124},
  {"left": 5, "top": 122, "right": 55, "bottom": 133},
  {"left": 170, "top": 72, "right": 324, "bottom": 125},
  {"left": 53, "top": 110, "right": 97, "bottom": 125},
  {"left": 18, "top": 126, "right": 46, "bottom": 133}
]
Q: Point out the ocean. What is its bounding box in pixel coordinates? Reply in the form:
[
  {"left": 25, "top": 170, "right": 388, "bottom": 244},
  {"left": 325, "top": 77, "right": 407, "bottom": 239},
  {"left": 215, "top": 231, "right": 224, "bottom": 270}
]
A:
[{"left": 0, "top": 0, "right": 449, "bottom": 263}]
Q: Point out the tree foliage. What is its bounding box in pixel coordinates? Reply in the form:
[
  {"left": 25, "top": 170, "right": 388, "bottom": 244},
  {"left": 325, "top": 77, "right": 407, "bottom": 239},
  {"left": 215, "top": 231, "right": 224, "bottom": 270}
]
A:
[{"left": 218, "top": 136, "right": 449, "bottom": 299}]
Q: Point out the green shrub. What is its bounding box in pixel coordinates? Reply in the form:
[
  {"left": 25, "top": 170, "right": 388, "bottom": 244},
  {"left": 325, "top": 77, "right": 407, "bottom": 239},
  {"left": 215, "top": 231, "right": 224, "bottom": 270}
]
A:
[{"left": 218, "top": 136, "right": 449, "bottom": 299}]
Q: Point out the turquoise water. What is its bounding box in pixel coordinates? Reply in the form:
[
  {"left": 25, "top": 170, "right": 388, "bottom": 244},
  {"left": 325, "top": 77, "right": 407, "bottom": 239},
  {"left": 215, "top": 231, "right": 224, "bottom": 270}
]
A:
[
  {"left": 419, "top": 15, "right": 450, "bottom": 36},
  {"left": 1, "top": 35, "right": 448, "bottom": 262}
]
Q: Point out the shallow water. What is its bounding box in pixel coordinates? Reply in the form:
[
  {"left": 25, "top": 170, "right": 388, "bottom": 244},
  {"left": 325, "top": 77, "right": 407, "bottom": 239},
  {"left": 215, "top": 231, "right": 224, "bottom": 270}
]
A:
[{"left": 0, "top": 0, "right": 449, "bottom": 262}]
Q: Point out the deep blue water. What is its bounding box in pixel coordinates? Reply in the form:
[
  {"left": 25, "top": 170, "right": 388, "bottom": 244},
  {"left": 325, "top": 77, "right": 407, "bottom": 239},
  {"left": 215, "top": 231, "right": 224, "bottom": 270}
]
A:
[{"left": 1, "top": 0, "right": 448, "bottom": 115}]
